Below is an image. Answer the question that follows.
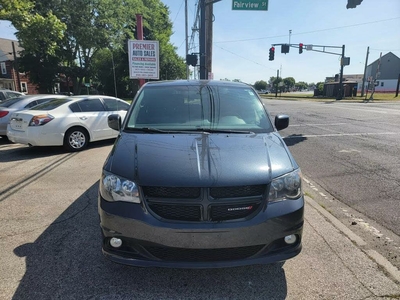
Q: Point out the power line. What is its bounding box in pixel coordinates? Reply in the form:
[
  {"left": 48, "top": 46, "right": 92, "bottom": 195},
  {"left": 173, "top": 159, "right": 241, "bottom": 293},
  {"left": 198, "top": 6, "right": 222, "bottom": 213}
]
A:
[
  {"left": 215, "top": 17, "right": 400, "bottom": 44},
  {"left": 214, "top": 44, "right": 276, "bottom": 71},
  {"left": 370, "top": 48, "right": 400, "bottom": 52},
  {"left": 172, "top": 0, "right": 185, "bottom": 23}
]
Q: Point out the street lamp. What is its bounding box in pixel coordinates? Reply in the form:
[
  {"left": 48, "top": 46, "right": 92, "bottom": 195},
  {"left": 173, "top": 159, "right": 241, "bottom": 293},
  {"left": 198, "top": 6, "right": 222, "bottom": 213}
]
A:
[{"left": 109, "top": 49, "right": 117, "bottom": 97}]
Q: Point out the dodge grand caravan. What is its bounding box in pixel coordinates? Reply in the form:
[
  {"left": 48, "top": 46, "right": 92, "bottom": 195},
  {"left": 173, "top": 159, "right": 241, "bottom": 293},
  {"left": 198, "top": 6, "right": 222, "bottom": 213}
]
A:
[{"left": 98, "top": 80, "right": 304, "bottom": 268}]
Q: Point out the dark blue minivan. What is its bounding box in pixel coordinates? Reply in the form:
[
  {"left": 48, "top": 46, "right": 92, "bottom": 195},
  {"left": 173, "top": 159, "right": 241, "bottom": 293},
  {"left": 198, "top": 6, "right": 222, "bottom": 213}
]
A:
[{"left": 98, "top": 80, "right": 304, "bottom": 268}]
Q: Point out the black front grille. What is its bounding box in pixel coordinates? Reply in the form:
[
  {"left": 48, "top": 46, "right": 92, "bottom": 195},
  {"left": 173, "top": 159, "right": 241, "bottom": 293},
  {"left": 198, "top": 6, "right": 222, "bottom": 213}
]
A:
[
  {"left": 210, "top": 185, "right": 266, "bottom": 198},
  {"left": 145, "top": 245, "right": 265, "bottom": 262},
  {"left": 210, "top": 203, "right": 260, "bottom": 221},
  {"left": 143, "top": 186, "right": 201, "bottom": 199},
  {"left": 144, "top": 185, "right": 267, "bottom": 222},
  {"left": 148, "top": 203, "right": 201, "bottom": 221}
]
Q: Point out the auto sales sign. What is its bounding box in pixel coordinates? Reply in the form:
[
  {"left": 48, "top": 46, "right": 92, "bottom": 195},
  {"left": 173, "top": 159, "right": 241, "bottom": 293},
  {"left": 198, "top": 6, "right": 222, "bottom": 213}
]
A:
[{"left": 128, "top": 40, "right": 159, "bottom": 79}]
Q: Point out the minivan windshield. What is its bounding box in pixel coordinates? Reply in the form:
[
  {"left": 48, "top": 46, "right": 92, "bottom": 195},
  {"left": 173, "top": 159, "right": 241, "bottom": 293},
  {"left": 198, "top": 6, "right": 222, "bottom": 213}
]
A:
[{"left": 126, "top": 85, "right": 272, "bottom": 133}]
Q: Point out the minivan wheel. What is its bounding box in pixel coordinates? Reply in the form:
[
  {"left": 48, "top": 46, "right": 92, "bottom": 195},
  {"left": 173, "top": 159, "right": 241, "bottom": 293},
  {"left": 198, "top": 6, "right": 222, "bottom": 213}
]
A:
[{"left": 64, "top": 127, "right": 89, "bottom": 152}]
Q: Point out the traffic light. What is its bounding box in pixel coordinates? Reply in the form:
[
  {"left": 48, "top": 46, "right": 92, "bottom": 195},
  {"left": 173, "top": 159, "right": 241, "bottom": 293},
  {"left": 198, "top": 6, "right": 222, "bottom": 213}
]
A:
[
  {"left": 269, "top": 47, "right": 275, "bottom": 61},
  {"left": 299, "top": 43, "right": 303, "bottom": 54},
  {"left": 281, "top": 44, "right": 290, "bottom": 54},
  {"left": 346, "top": 0, "right": 362, "bottom": 9},
  {"left": 186, "top": 54, "right": 198, "bottom": 67}
]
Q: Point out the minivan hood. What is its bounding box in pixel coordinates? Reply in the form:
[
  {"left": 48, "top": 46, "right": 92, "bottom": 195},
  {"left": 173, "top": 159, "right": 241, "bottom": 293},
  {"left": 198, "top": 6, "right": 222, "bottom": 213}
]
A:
[{"left": 105, "top": 132, "right": 296, "bottom": 187}]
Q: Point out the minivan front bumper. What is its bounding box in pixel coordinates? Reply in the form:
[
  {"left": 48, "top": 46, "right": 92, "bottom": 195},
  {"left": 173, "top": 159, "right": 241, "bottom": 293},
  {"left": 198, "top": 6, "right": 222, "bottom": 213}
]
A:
[{"left": 98, "top": 196, "right": 304, "bottom": 268}]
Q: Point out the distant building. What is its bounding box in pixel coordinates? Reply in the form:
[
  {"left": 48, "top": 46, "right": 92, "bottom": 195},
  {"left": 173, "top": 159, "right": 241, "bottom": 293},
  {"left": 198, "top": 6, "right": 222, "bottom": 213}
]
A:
[
  {"left": 323, "top": 74, "right": 363, "bottom": 97},
  {"left": 365, "top": 52, "right": 400, "bottom": 92},
  {"left": 0, "top": 38, "right": 39, "bottom": 94}
]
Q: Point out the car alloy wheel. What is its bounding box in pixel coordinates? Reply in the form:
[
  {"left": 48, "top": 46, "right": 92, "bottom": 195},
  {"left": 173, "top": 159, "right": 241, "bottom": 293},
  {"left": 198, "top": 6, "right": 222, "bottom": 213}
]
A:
[{"left": 64, "top": 127, "right": 89, "bottom": 151}]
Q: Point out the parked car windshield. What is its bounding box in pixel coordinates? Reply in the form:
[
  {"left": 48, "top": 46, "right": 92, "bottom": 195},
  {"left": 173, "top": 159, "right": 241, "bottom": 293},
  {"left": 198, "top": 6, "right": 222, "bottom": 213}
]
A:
[
  {"left": 0, "top": 97, "right": 25, "bottom": 107},
  {"left": 29, "top": 98, "right": 73, "bottom": 110},
  {"left": 126, "top": 84, "right": 273, "bottom": 133}
]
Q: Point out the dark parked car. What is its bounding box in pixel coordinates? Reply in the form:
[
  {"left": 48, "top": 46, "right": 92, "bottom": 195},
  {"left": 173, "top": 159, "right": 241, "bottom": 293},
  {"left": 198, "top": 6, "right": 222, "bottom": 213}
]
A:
[{"left": 98, "top": 80, "right": 304, "bottom": 268}]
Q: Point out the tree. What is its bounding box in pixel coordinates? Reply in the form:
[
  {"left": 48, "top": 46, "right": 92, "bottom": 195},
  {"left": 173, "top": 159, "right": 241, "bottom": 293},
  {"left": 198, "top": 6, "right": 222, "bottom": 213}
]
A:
[
  {"left": 283, "top": 77, "right": 295, "bottom": 92},
  {"left": 295, "top": 81, "right": 308, "bottom": 91},
  {"left": 315, "top": 82, "right": 324, "bottom": 96},
  {"left": 253, "top": 80, "right": 267, "bottom": 91},
  {"left": 0, "top": 0, "right": 66, "bottom": 92},
  {"left": 269, "top": 76, "right": 282, "bottom": 86},
  {"left": 1, "top": 0, "right": 186, "bottom": 95}
]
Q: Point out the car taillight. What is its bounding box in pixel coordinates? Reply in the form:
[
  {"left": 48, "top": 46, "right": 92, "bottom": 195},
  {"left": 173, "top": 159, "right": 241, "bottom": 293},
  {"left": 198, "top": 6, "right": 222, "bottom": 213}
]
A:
[
  {"left": 0, "top": 111, "right": 9, "bottom": 118},
  {"left": 29, "top": 114, "right": 54, "bottom": 126}
]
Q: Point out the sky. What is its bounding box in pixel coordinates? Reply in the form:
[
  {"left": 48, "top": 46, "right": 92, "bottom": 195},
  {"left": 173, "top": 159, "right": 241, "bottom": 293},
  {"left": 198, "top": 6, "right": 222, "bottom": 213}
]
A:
[
  {"left": 1, "top": 0, "right": 399, "bottom": 85},
  {"left": 161, "top": 0, "right": 400, "bottom": 84}
]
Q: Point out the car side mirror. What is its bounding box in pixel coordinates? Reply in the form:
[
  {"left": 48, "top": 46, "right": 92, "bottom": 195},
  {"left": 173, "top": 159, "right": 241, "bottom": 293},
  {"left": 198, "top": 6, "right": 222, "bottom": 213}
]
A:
[
  {"left": 275, "top": 114, "right": 289, "bottom": 131},
  {"left": 108, "top": 114, "right": 122, "bottom": 131}
]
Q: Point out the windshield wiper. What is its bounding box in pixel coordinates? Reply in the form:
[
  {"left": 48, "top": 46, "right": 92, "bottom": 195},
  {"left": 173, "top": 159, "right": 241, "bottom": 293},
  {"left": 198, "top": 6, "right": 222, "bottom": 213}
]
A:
[
  {"left": 125, "top": 127, "right": 255, "bottom": 134},
  {"left": 193, "top": 128, "right": 255, "bottom": 134},
  {"left": 125, "top": 127, "right": 174, "bottom": 133}
]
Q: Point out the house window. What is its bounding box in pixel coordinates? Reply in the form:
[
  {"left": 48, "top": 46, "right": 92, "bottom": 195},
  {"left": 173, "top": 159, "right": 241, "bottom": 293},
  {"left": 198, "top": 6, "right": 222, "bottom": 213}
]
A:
[
  {"left": 380, "top": 82, "right": 384, "bottom": 87},
  {"left": 21, "top": 82, "right": 28, "bottom": 93},
  {"left": 1, "top": 62, "right": 6, "bottom": 75}
]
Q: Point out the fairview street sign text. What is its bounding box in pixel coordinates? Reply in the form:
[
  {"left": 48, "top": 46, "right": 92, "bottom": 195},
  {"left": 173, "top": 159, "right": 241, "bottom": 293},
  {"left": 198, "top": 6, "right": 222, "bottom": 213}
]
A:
[{"left": 232, "top": 0, "right": 268, "bottom": 11}]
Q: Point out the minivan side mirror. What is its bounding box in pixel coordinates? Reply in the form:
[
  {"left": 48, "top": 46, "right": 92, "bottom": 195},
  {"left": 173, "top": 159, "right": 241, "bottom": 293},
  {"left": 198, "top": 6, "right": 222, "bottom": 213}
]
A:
[
  {"left": 274, "top": 114, "right": 289, "bottom": 131},
  {"left": 108, "top": 114, "right": 122, "bottom": 131}
]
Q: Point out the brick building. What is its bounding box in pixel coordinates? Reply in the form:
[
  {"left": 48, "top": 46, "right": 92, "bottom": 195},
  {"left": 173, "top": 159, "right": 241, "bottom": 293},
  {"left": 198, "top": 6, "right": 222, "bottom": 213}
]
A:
[{"left": 0, "top": 37, "right": 39, "bottom": 94}]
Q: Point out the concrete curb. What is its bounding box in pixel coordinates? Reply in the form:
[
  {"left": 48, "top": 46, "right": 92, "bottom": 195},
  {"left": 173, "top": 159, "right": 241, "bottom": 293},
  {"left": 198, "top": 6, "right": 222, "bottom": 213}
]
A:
[{"left": 305, "top": 195, "right": 400, "bottom": 283}]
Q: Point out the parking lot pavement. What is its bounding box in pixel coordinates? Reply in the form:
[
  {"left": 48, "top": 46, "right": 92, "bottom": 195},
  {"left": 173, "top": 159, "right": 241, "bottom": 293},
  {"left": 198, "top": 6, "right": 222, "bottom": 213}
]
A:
[{"left": 0, "top": 143, "right": 399, "bottom": 299}]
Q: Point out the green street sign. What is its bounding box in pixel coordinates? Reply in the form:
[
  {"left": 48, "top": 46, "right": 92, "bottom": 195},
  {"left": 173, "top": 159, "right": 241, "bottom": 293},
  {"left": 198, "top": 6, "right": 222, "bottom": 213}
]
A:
[{"left": 232, "top": 0, "right": 268, "bottom": 11}]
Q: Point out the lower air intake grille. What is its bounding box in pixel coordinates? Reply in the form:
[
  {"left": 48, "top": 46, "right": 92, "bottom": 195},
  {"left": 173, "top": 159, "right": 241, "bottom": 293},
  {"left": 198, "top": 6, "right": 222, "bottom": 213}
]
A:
[{"left": 145, "top": 245, "right": 265, "bottom": 262}]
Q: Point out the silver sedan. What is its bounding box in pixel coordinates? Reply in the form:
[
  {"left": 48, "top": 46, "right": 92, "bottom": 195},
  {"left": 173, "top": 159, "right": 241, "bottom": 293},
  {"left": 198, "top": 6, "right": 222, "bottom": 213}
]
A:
[{"left": 0, "top": 94, "right": 67, "bottom": 138}]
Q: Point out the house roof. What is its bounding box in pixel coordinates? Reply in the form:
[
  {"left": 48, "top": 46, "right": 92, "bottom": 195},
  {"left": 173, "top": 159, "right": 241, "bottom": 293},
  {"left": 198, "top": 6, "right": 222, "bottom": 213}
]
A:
[
  {"left": 0, "top": 38, "right": 22, "bottom": 62},
  {"left": 368, "top": 52, "right": 400, "bottom": 67}
]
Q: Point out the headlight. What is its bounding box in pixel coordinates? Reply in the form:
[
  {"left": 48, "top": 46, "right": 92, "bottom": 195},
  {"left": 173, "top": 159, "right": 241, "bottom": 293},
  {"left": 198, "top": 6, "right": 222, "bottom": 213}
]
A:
[
  {"left": 268, "top": 169, "right": 302, "bottom": 202},
  {"left": 100, "top": 171, "right": 140, "bottom": 203}
]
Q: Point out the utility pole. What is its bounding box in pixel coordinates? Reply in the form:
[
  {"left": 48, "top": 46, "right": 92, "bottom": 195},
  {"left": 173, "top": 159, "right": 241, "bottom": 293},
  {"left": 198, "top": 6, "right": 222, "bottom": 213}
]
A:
[
  {"left": 275, "top": 69, "right": 279, "bottom": 98},
  {"left": 368, "top": 52, "right": 382, "bottom": 101},
  {"left": 185, "top": 0, "right": 189, "bottom": 79},
  {"left": 136, "top": 14, "right": 145, "bottom": 88},
  {"left": 12, "top": 42, "right": 21, "bottom": 92},
  {"left": 205, "top": 0, "right": 213, "bottom": 79},
  {"left": 199, "top": 0, "right": 207, "bottom": 79},
  {"left": 199, "top": 0, "right": 221, "bottom": 80},
  {"left": 361, "top": 46, "right": 369, "bottom": 97}
]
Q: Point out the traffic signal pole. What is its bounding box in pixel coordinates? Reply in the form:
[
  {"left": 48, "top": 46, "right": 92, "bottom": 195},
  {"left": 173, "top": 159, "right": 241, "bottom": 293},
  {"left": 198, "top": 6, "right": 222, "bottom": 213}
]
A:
[
  {"left": 271, "top": 43, "right": 348, "bottom": 100},
  {"left": 336, "top": 45, "right": 345, "bottom": 100}
]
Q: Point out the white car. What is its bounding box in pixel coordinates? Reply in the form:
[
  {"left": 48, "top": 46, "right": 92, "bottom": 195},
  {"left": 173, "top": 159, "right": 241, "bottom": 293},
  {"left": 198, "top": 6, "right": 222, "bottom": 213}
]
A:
[{"left": 7, "top": 95, "right": 130, "bottom": 151}]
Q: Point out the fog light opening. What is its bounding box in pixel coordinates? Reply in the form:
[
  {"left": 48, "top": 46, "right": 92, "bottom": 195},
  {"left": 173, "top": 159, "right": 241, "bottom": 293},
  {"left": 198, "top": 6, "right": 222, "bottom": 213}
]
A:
[
  {"left": 110, "top": 237, "right": 122, "bottom": 248},
  {"left": 284, "top": 234, "right": 297, "bottom": 245}
]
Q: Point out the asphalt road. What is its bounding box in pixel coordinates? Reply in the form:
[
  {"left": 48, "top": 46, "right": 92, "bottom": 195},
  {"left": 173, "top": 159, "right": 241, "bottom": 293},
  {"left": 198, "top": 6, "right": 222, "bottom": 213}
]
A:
[
  {"left": 264, "top": 98, "right": 400, "bottom": 267},
  {"left": 1, "top": 101, "right": 400, "bottom": 299}
]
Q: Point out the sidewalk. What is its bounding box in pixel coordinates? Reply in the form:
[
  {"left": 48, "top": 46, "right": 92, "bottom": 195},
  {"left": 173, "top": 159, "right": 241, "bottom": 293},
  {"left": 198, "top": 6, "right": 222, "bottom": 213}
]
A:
[{"left": 284, "top": 195, "right": 400, "bottom": 299}]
